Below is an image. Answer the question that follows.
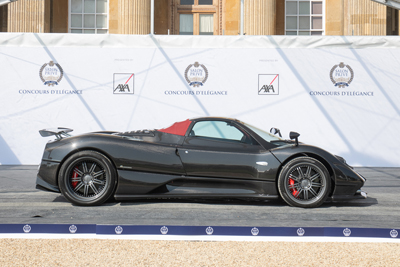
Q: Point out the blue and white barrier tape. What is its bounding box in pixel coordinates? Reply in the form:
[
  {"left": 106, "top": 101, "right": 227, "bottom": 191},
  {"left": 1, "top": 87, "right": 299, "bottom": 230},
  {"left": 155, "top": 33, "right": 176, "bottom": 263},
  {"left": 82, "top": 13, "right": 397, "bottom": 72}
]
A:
[{"left": 0, "top": 224, "right": 398, "bottom": 239}]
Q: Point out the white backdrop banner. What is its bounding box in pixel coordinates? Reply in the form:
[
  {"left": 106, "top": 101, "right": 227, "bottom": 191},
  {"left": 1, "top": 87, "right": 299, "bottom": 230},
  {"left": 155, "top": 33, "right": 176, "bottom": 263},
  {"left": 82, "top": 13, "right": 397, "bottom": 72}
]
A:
[{"left": 0, "top": 33, "right": 399, "bottom": 166}]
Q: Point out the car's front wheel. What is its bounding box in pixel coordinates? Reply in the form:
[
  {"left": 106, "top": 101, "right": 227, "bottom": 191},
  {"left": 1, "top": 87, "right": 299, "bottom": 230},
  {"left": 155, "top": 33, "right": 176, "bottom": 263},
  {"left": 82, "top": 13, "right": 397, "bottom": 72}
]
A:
[
  {"left": 58, "top": 151, "right": 116, "bottom": 206},
  {"left": 278, "top": 157, "right": 331, "bottom": 208}
]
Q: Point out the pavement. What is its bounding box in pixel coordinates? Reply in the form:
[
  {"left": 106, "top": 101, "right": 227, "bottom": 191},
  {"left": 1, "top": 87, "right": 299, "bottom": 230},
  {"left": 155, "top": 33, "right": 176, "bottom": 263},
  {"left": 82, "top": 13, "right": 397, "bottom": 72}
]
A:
[{"left": 0, "top": 165, "right": 399, "bottom": 228}]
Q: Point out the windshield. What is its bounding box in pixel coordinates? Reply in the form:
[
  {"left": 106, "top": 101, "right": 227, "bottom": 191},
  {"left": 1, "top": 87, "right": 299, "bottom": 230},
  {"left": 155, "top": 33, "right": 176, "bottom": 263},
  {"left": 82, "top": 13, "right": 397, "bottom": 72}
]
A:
[{"left": 243, "top": 122, "right": 285, "bottom": 142}]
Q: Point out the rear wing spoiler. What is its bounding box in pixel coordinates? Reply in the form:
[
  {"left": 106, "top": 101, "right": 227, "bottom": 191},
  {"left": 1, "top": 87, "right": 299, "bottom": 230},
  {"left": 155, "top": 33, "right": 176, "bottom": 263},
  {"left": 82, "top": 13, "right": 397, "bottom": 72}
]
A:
[{"left": 39, "top": 127, "right": 73, "bottom": 140}]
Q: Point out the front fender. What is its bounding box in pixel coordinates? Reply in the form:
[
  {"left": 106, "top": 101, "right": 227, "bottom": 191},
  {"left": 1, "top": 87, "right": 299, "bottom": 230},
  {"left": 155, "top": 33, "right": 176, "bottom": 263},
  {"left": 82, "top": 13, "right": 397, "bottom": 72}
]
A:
[{"left": 270, "top": 144, "right": 365, "bottom": 196}]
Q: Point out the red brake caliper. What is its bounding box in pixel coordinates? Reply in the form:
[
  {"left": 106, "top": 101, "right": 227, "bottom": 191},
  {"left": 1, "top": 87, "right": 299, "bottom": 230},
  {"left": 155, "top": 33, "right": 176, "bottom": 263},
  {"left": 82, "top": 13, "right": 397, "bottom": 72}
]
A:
[
  {"left": 289, "top": 178, "right": 298, "bottom": 197},
  {"left": 71, "top": 167, "right": 79, "bottom": 188}
]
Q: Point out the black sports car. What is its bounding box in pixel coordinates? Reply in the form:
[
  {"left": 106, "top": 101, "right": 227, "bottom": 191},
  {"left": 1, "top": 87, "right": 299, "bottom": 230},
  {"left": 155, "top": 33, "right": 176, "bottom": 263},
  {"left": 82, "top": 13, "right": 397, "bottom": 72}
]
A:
[{"left": 36, "top": 117, "right": 366, "bottom": 208}]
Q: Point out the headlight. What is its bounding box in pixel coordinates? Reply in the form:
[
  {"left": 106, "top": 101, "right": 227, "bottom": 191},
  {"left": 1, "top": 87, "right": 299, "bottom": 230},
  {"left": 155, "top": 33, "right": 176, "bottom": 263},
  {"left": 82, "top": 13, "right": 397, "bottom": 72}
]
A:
[{"left": 354, "top": 169, "right": 367, "bottom": 182}]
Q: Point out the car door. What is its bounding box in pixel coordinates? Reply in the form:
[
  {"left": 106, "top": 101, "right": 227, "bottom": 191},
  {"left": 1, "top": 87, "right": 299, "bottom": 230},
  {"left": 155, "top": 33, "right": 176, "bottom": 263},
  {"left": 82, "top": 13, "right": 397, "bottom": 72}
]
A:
[{"left": 177, "top": 120, "right": 280, "bottom": 181}]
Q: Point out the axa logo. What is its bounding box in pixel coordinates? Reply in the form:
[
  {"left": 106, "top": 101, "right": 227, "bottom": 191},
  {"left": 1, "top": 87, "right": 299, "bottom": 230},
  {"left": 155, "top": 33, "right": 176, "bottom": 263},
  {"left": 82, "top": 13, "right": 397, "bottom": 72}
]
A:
[
  {"left": 113, "top": 73, "right": 134, "bottom": 94},
  {"left": 260, "top": 85, "right": 275, "bottom": 93},
  {"left": 258, "top": 74, "right": 279, "bottom": 95},
  {"left": 115, "top": 84, "right": 130, "bottom": 92}
]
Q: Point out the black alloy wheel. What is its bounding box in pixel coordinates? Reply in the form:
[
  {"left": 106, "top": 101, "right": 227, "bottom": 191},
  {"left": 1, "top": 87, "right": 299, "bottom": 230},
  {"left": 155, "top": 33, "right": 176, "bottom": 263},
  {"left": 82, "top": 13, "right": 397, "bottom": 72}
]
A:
[
  {"left": 58, "top": 151, "right": 116, "bottom": 206},
  {"left": 278, "top": 157, "right": 331, "bottom": 208}
]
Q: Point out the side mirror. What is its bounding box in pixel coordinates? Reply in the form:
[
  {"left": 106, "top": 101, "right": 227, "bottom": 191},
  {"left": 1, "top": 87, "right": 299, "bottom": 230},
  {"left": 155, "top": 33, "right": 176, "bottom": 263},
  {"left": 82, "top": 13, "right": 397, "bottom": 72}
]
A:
[
  {"left": 289, "top": 131, "right": 300, "bottom": 146},
  {"left": 270, "top": 127, "right": 282, "bottom": 137}
]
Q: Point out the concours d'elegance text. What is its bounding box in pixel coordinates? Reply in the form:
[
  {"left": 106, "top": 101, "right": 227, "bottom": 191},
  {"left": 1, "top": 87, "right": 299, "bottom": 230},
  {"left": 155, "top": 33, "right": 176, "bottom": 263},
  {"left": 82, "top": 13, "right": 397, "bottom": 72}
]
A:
[
  {"left": 19, "top": 90, "right": 83, "bottom": 94},
  {"left": 164, "top": 90, "right": 228, "bottom": 95},
  {"left": 310, "top": 91, "right": 373, "bottom": 96}
]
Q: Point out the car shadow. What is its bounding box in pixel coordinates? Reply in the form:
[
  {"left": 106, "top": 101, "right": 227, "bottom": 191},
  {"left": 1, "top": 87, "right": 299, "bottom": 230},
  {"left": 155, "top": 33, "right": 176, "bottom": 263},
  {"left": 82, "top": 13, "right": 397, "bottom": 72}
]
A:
[
  {"left": 52, "top": 196, "right": 69, "bottom": 203},
  {"left": 51, "top": 195, "right": 377, "bottom": 208},
  {"left": 51, "top": 195, "right": 122, "bottom": 206},
  {"left": 118, "top": 196, "right": 378, "bottom": 208},
  {"left": 323, "top": 196, "right": 378, "bottom": 208}
]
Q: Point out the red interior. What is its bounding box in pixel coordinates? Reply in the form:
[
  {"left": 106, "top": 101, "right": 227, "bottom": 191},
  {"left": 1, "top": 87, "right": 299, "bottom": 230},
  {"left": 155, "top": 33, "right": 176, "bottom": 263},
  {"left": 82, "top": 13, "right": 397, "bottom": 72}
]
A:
[{"left": 158, "top": 119, "right": 192, "bottom": 136}]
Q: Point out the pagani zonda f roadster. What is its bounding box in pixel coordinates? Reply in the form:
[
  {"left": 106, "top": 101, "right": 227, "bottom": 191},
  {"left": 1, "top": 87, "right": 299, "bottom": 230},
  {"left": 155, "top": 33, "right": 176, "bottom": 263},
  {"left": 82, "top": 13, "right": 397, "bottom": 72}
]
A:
[{"left": 36, "top": 117, "right": 366, "bottom": 208}]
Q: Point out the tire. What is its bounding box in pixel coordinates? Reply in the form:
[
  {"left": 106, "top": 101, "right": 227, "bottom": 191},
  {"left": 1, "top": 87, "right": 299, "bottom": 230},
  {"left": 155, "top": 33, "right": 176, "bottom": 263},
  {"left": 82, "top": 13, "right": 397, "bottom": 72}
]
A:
[
  {"left": 277, "top": 157, "right": 331, "bottom": 208},
  {"left": 58, "top": 151, "right": 116, "bottom": 206}
]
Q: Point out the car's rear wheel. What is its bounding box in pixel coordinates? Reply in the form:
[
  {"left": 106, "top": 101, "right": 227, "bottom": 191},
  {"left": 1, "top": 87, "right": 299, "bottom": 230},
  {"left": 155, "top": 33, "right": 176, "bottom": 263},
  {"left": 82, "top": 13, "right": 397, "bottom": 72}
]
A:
[
  {"left": 278, "top": 157, "right": 331, "bottom": 208},
  {"left": 58, "top": 151, "right": 116, "bottom": 206}
]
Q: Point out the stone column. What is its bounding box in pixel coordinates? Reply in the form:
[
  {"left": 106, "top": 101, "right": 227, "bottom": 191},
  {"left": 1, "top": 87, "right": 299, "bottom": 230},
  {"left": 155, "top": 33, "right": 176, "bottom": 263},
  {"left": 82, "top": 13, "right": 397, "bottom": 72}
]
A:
[
  {"left": 344, "top": 0, "right": 386, "bottom": 36},
  {"left": 7, "top": 0, "right": 50, "bottom": 33},
  {"left": 244, "top": 0, "right": 276, "bottom": 35},
  {"left": 0, "top": 5, "right": 8, "bottom": 32},
  {"left": 119, "top": 0, "right": 151, "bottom": 34}
]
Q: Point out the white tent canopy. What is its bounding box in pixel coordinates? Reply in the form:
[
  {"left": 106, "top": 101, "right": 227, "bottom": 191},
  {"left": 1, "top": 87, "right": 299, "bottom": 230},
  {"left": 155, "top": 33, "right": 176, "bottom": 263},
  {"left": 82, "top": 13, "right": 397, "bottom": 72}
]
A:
[
  {"left": 0, "top": 33, "right": 400, "bottom": 167},
  {"left": 371, "top": 0, "right": 400, "bottom": 10},
  {"left": 0, "top": 0, "right": 17, "bottom": 7}
]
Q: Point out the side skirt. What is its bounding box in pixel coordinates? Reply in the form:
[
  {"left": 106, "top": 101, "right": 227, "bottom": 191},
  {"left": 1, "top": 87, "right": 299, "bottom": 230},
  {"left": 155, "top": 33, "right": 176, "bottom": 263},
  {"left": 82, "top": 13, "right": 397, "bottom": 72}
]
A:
[
  {"left": 114, "top": 193, "right": 280, "bottom": 201},
  {"left": 115, "top": 169, "right": 279, "bottom": 198}
]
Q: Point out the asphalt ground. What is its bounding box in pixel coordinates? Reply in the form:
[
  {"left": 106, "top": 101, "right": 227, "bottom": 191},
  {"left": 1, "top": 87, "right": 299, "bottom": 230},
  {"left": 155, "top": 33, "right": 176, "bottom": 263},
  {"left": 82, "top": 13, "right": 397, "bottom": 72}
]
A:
[{"left": 0, "top": 166, "right": 399, "bottom": 228}]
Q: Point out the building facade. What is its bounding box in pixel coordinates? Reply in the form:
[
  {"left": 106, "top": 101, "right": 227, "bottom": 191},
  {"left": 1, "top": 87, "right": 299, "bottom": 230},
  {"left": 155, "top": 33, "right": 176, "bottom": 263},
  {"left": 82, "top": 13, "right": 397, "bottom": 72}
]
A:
[{"left": 0, "top": 0, "right": 398, "bottom": 35}]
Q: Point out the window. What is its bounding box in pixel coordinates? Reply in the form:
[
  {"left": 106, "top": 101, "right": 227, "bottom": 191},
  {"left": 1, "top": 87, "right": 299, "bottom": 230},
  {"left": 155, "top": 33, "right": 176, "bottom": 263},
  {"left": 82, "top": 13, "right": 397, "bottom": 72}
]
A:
[
  {"left": 180, "top": 0, "right": 213, "bottom": 4},
  {"left": 178, "top": 0, "right": 215, "bottom": 35},
  {"left": 181, "top": 0, "right": 194, "bottom": 4},
  {"left": 243, "top": 123, "right": 284, "bottom": 143},
  {"left": 285, "top": 0, "right": 323, "bottom": 35},
  {"left": 191, "top": 121, "right": 244, "bottom": 142},
  {"left": 70, "top": 0, "right": 108, "bottom": 34},
  {"left": 199, "top": 14, "right": 213, "bottom": 35},
  {"left": 180, "top": 14, "right": 194, "bottom": 35},
  {"left": 199, "top": 0, "right": 213, "bottom": 4}
]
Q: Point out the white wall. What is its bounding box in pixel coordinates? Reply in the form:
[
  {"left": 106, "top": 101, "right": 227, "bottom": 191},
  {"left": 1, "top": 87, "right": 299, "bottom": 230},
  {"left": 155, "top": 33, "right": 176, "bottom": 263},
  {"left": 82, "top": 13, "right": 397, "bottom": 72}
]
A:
[{"left": 0, "top": 33, "right": 399, "bottom": 166}]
